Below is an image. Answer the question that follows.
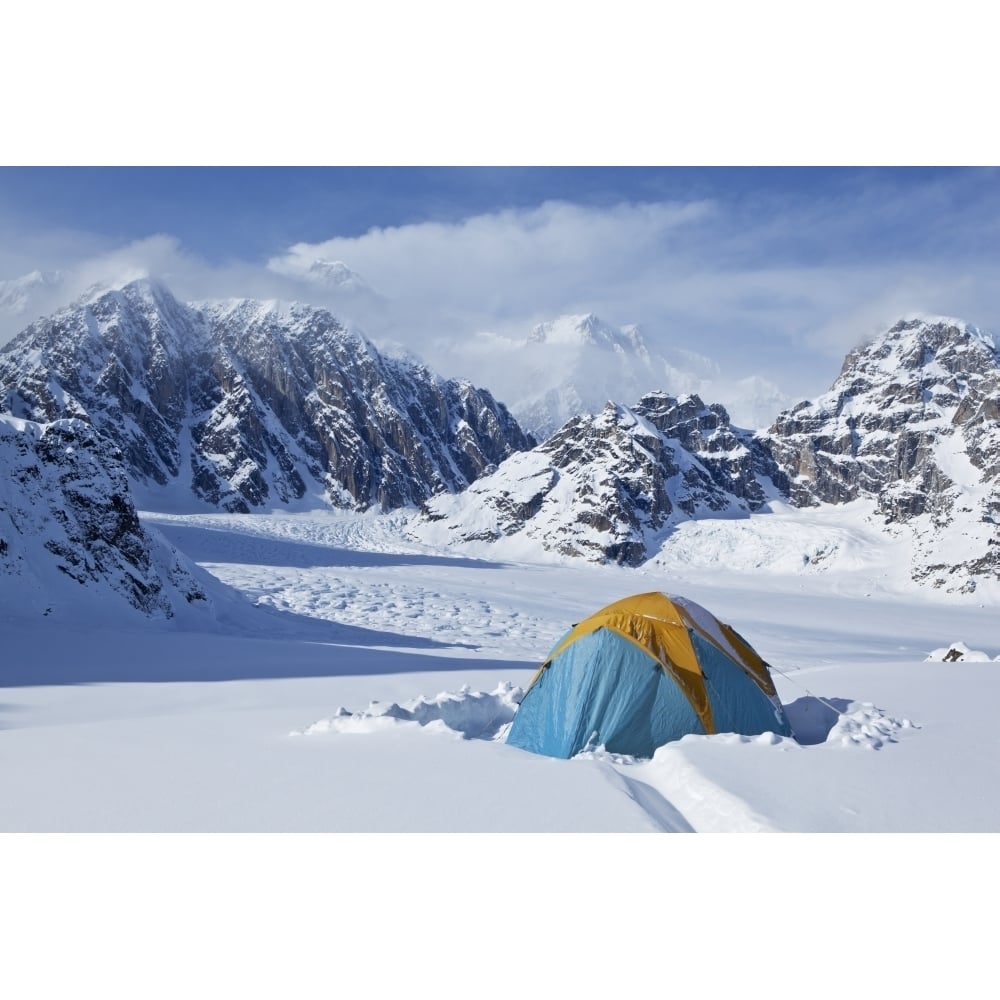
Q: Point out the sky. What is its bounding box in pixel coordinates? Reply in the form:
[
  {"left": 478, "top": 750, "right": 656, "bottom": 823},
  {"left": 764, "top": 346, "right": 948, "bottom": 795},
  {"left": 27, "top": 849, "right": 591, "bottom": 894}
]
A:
[
  {"left": 3, "top": 166, "right": 1000, "bottom": 410},
  {"left": 3, "top": 7, "right": 998, "bottom": 411},
  {"left": 4, "top": 7, "right": 997, "bottom": 983}
]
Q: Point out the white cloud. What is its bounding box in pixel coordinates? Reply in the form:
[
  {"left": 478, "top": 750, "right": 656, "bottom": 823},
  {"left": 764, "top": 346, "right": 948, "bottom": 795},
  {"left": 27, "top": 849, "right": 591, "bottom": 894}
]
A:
[{"left": 268, "top": 198, "right": 716, "bottom": 322}]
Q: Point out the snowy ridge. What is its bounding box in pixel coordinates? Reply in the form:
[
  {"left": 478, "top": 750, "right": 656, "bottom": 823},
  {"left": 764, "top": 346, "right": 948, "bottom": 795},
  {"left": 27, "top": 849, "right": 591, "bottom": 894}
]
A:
[
  {"left": 0, "top": 412, "right": 222, "bottom": 621},
  {"left": 761, "top": 316, "right": 1000, "bottom": 591},
  {"left": 0, "top": 277, "right": 533, "bottom": 514},
  {"left": 415, "top": 391, "right": 785, "bottom": 566}
]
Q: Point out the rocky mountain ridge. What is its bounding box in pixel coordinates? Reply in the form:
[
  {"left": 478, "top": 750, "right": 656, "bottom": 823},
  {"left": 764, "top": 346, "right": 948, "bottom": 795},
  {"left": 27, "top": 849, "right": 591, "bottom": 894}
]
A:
[
  {"left": 416, "top": 391, "right": 783, "bottom": 565},
  {"left": 0, "top": 412, "right": 211, "bottom": 618},
  {"left": 0, "top": 279, "right": 533, "bottom": 513},
  {"left": 1, "top": 280, "right": 996, "bottom": 594},
  {"left": 759, "top": 317, "right": 999, "bottom": 589},
  {"left": 419, "top": 317, "right": 1000, "bottom": 590}
]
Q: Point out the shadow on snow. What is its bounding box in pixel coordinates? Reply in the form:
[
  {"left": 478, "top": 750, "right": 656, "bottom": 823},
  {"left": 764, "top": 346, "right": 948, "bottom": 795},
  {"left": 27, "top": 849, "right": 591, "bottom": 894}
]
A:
[
  {"left": 1, "top": 615, "right": 537, "bottom": 686},
  {"left": 151, "top": 521, "right": 508, "bottom": 571},
  {"left": 783, "top": 695, "right": 854, "bottom": 745}
]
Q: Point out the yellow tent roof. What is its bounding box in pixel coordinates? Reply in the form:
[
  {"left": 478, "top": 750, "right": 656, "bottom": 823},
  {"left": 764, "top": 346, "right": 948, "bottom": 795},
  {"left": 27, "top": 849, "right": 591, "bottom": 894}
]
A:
[{"left": 529, "top": 591, "right": 778, "bottom": 736}]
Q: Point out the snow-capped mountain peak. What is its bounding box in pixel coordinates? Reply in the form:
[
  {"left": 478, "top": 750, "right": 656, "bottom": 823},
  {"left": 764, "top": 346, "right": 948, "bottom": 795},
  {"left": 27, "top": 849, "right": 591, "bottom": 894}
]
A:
[
  {"left": 761, "top": 315, "right": 1000, "bottom": 590},
  {"left": 0, "top": 278, "right": 534, "bottom": 515},
  {"left": 504, "top": 312, "right": 788, "bottom": 438},
  {"left": 527, "top": 313, "right": 638, "bottom": 351},
  {"left": 303, "top": 259, "right": 372, "bottom": 292}
]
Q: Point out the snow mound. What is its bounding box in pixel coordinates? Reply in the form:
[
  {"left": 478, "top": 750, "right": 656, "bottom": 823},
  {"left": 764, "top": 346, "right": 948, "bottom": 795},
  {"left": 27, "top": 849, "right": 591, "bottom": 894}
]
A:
[
  {"left": 679, "top": 730, "right": 791, "bottom": 747},
  {"left": 582, "top": 701, "right": 914, "bottom": 758},
  {"left": 827, "top": 702, "right": 916, "bottom": 749},
  {"left": 926, "top": 641, "right": 993, "bottom": 662},
  {"left": 293, "top": 682, "right": 523, "bottom": 740},
  {"left": 572, "top": 743, "right": 641, "bottom": 765}
]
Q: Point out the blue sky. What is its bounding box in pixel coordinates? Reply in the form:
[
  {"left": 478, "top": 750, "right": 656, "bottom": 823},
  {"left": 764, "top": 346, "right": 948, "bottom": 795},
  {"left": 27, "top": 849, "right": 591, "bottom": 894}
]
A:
[
  {"left": 2, "top": 166, "right": 1000, "bottom": 419},
  {"left": 0, "top": 166, "right": 978, "bottom": 264}
]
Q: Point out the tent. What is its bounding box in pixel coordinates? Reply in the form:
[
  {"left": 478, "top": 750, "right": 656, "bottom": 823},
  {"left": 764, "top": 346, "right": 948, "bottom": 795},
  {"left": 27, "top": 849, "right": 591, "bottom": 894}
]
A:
[{"left": 506, "top": 591, "right": 792, "bottom": 758}]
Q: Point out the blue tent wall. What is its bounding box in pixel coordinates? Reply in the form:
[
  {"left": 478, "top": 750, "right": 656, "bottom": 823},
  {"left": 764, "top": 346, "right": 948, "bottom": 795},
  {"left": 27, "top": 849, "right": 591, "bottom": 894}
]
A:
[
  {"left": 506, "top": 629, "right": 705, "bottom": 758},
  {"left": 691, "top": 633, "right": 792, "bottom": 738}
]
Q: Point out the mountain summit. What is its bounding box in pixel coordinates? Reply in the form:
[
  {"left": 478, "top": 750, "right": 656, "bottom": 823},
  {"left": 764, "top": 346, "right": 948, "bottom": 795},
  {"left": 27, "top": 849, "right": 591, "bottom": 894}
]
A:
[
  {"left": 416, "top": 391, "right": 785, "bottom": 565},
  {"left": 503, "top": 312, "right": 788, "bottom": 437},
  {"left": 760, "top": 316, "right": 999, "bottom": 589}
]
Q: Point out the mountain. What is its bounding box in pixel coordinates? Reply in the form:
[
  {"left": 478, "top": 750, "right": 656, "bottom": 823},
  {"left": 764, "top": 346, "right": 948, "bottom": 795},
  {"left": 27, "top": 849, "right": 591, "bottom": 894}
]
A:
[
  {"left": 3, "top": 283, "right": 996, "bottom": 593},
  {"left": 0, "top": 269, "right": 62, "bottom": 317},
  {"left": 264, "top": 256, "right": 390, "bottom": 331},
  {"left": 0, "top": 279, "right": 533, "bottom": 513},
  {"left": 0, "top": 412, "right": 213, "bottom": 618},
  {"left": 759, "top": 316, "right": 1000, "bottom": 590},
  {"left": 416, "top": 316, "right": 1000, "bottom": 591},
  {"left": 504, "top": 314, "right": 703, "bottom": 440},
  {"left": 415, "top": 391, "right": 785, "bottom": 565},
  {"left": 496, "top": 313, "right": 789, "bottom": 438}
]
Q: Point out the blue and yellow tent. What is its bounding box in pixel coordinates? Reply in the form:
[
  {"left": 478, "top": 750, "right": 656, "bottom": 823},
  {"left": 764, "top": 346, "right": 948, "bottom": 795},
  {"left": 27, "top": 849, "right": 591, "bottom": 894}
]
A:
[{"left": 506, "top": 591, "right": 791, "bottom": 758}]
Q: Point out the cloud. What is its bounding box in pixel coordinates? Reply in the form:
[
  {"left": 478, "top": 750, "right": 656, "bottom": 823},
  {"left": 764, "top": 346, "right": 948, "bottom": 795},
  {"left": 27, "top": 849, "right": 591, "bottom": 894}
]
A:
[
  {"left": 0, "top": 233, "right": 311, "bottom": 344},
  {"left": 267, "top": 198, "right": 716, "bottom": 326},
  {"left": 269, "top": 182, "right": 1000, "bottom": 404}
]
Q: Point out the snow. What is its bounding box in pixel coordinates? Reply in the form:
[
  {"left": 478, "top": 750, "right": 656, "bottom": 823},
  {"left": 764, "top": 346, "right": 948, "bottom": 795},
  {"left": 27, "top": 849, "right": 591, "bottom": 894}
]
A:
[
  {"left": 4, "top": 300, "right": 999, "bottom": 976},
  {"left": 5, "top": 504, "right": 999, "bottom": 834},
  {"left": 5, "top": 485, "right": 998, "bottom": 997},
  {"left": 481, "top": 312, "right": 790, "bottom": 436}
]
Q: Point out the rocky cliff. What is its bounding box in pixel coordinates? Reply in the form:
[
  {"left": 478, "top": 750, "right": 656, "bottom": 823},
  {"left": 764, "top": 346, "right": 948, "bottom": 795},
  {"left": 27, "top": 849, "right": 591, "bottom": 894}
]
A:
[
  {"left": 0, "top": 413, "right": 210, "bottom": 618},
  {"left": 759, "top": 317, "right": 1000, "bottom": 589},
  {"left": 416, "top": 391, "right": 783, "bottom": 565},
  {"left": 0, "top": 279, "right": 533, "bottom": 513}
]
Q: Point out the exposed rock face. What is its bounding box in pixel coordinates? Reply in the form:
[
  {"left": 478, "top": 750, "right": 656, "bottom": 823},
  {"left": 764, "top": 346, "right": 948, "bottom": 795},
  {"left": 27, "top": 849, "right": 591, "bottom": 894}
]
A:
[
  {"left": 0, "top": 279, "right": 533, "bottom": 513},
  {"left": 632, "top": 392, "right": 790, "bottom": 508},
  {"left": 416, "top": 392, "right": 782, "bottom": 566},
  {"left": 4, "top": 284, "right": 996, "bottom": 593},
  {"left": 0, "top": 414, "right": 208, "bottom": 617},
  {"left": 759, "top": 318, "right": 1000, "bottom": 589},
  {"left": 418, "top": 316, "right": 999, "bottom": 591}
]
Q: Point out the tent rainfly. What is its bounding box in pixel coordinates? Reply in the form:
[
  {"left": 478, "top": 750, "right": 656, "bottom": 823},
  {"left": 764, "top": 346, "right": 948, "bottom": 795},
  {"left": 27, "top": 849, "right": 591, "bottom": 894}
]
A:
[{"left": 506, "top": 591, "right": 792, "bottom": 758}]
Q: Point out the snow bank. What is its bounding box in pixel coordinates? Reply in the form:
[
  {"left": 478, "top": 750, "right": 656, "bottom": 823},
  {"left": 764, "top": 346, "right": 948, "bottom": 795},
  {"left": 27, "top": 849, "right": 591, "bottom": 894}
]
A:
[
  {"left": 825, "top": 702, "right": 917, "bottom": 749},
  {"left": 293, "top": 682, "right": 523, "bottom": 740},
  {"left": 293, "top": 679, "right": 916, "bottom": 756}
]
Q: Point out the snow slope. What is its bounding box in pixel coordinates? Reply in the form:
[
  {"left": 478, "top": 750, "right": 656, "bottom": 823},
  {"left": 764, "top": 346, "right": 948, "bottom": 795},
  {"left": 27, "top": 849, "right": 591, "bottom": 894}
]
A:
[{"left": 4, "top": 506, "right": 999, "bottom": 834}]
